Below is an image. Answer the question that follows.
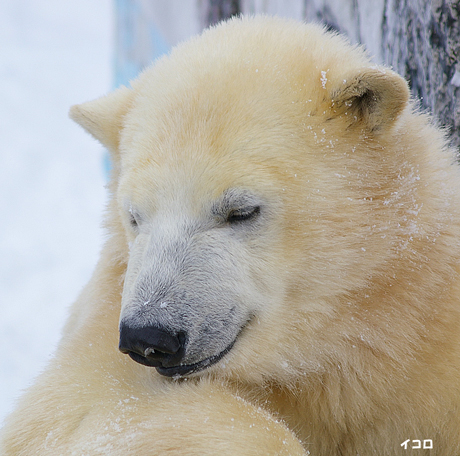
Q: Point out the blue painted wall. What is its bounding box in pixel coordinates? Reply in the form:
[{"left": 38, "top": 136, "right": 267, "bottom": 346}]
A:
[{"left": 114, "top": 0, "right": 171, "bottom": 88}]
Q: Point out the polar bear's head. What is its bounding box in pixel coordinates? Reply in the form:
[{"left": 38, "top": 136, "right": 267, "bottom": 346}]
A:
[{"left": 70, "top": 17, "right": 409, "bottom": 381}]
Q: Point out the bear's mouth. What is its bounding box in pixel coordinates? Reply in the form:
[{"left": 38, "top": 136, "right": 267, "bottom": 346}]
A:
[
  {"left": 156, "top": 339, "right": 236, "bottom": 378},
  {"left": 127, "top": 339, "right": 235, "bottom": 378},
  {"left": 124, "top": 317, "right": 256, "bottom": 377}
]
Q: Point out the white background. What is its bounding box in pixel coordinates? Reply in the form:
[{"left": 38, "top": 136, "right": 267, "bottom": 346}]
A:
[{"left": 0, "top": 0, "right": 112, "bottom": 424}]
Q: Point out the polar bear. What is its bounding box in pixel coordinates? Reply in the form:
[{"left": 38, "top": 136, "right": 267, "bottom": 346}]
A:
[{"left": 2, "top": 15, "right": 460, "bottom": 456}]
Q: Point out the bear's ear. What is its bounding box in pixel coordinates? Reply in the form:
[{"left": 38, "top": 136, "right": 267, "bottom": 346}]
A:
[
  {"left": 330, "top": 67, "right": 409, "bottom": 133},
  {"left": 69, "top": 85, "right": 134, "bottom": 158}
]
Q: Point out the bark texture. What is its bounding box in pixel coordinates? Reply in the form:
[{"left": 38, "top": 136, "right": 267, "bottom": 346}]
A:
[
  {"left": 200, "top": 0, "right": 240, "bottom": 27},
  {"left": 381, "top": 0, "right": 460, "bottom": 149}
]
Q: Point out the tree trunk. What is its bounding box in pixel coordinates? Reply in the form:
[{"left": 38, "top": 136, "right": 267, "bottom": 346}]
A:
[
  {"left": 382, "top": 0, "right": 460, "bottom": 150},
  {"left": 200, "top": 0, "right": 240, "bottom": 27}
]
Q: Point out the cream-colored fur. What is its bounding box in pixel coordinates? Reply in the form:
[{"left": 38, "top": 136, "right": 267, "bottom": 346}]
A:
[{"left": 2, "top": 16, "right": 460, "bottom": 455}]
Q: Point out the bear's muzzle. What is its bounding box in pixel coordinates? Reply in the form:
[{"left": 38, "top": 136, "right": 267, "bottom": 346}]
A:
[{"left": 118, "top": 322, "right": 237, "bottom": 378}]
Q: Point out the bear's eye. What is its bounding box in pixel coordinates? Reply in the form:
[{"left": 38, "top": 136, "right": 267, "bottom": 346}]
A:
[{"left": 227, "top": 206, "right": 260, "bottom": 223}]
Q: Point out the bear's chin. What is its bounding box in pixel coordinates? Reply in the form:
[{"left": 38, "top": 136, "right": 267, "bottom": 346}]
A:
[{"left": 126, "top": 339, "right": 236, "bottom": 378}]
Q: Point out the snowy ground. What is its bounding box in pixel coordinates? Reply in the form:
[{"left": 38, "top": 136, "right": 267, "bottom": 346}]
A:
[{"left": 0, "top": 0, "right": 112, "bottom": 425}]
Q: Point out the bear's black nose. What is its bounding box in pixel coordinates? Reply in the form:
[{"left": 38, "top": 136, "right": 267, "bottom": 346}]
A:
[{"left": 119, "top": 323, "right": 186, "bottom": 368}]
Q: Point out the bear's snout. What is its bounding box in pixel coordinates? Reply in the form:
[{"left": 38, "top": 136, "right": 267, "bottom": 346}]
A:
[{"left": 119, "top": 323, "right": 186, "bottom": 370}]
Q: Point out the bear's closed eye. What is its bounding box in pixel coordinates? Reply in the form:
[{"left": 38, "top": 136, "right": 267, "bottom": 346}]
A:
[{"left": 227, "top": 206, "right": 260, "bottom": 223}]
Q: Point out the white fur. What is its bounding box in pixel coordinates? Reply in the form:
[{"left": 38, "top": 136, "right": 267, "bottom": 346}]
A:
[{"left": 2, "top": 16, "right": 460, "bottom": 455}]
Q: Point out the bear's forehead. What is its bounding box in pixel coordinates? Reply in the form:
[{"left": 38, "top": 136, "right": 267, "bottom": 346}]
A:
[
  {"left": 120, "top": 19, "right": 368, "bottom": 168},
  {"left": 117, "top": 18, "right": 370, "bottom": 207},
  {"left": 121, "top": 69, "right": 317, "bottom": 173}
]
